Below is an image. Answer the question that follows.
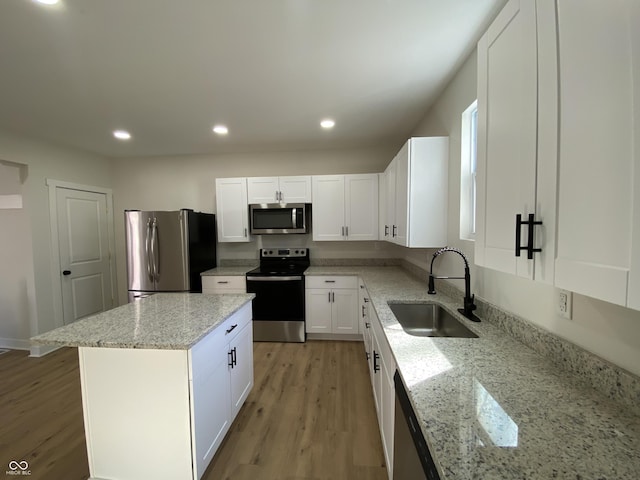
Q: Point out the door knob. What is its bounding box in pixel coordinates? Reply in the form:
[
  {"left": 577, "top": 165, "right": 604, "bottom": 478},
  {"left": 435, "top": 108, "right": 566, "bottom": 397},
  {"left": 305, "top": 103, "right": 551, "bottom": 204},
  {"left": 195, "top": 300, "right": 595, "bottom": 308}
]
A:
[{"left": 62, "top": 270, "right": 71, "bottom": 275}]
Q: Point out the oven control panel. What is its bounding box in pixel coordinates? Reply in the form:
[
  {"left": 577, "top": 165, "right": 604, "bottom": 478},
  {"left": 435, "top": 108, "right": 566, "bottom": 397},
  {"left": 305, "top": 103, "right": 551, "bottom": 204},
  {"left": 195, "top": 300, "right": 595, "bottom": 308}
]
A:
[{"left": 260, "top": 248, "right": 307, "bottom": 258}]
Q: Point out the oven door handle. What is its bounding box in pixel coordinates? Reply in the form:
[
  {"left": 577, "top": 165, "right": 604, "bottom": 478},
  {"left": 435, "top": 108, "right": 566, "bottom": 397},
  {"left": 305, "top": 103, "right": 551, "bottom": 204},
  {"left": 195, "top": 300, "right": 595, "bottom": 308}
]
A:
[{"left": 246, "top": 275, "right": 303, "bottom": 281}]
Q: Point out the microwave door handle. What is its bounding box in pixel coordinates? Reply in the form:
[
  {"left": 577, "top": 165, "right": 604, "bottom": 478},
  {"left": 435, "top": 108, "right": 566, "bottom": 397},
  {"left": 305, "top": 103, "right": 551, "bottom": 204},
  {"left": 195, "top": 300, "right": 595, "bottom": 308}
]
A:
[{"left": 292, "top": 207, "right": 297, "bottom": 228}]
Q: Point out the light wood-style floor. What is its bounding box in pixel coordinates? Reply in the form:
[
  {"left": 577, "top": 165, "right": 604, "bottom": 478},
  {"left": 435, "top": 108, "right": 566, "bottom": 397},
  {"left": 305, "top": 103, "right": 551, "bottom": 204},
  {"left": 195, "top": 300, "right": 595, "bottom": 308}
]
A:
[{"left": 0, "top": 341, "right": 387, "bottom": 480}]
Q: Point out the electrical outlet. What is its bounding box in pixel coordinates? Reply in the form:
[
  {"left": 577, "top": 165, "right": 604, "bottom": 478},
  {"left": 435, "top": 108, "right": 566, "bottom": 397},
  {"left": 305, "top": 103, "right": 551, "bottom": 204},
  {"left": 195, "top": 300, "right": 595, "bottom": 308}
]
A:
[{"left": 558, "top": 289, "right": 572, "bottom": 319}]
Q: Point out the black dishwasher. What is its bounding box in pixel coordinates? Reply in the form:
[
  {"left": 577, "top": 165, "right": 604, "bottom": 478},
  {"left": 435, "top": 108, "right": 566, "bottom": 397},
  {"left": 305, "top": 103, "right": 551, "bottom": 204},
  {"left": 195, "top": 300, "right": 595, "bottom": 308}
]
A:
[{"left": 393, "top": 371, "right": 441, "bottom": 480}]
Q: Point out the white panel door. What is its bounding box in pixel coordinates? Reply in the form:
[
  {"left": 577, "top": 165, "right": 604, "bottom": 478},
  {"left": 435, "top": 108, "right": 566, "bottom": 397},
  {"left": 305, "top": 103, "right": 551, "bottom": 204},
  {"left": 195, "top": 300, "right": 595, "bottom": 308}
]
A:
[
  {"left": 393, "top": 142, "right": 410, "bottom": 246},
  {"left": 305, "top": 289, "right": 332, "bottom": 333},
  {"left": 475, "top": 0, "right": 538, "bottom": 278},
  {"left": 555, "top": 0, "right": 638, "bottom": 307},
  {"left": 331, "top": 288, "right": 358, "bottom": 334},
  {"left": 384, "top": 160, "right": 396, "bottom": 241},
  {"left": 345, "top": 174, "right": 378, "bottom": 241},
  {"left": 215, "top": 178, "right": 249, "bottom": 242},
  {"left": 229, "top": 321, "right": 254, "bottom": 418},
  {"left": 279, "top": 176, "right": 312, "bottom": 203},
  {"left": 56, "top": 188, "right": 113, "bottom": 324},
  {"left": 312, "top": 175, "right": 345, "bottom": 241},
  {"left": 247, "top": 177, "right": 280, "bottom": 204}
]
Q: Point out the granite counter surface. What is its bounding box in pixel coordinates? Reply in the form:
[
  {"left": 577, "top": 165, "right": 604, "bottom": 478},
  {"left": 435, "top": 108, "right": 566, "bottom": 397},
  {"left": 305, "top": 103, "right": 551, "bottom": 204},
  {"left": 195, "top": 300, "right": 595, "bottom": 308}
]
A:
[
  {"left": 306, "top": 266, "right": 640, "bottom": 479},
  {"left": 31, "top": 293, "right": 254, "bottom": 350},
  {"left": 201, "top": 265, "right": 256, "bottom": 276}
]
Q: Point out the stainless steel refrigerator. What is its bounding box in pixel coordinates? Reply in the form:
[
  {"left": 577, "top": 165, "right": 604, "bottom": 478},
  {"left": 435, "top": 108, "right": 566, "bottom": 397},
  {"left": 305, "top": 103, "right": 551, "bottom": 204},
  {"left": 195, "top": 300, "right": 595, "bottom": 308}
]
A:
[{"left": 125, "top": 209, "right": 216, "bottom": 302}]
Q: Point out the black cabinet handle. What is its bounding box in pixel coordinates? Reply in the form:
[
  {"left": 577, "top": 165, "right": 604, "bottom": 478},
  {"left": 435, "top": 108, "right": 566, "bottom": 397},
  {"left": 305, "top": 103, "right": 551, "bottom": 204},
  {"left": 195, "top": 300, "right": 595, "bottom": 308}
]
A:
[
  {"left": 232, "top": 347, "right": 237, "bottom": 367},
  {"left": 226, "top": 324, "right": 238, "bottom": 334},
  {"left": 228, "top": 350, "right": 234, "bottom": 367},
  {"left": 365, "top": 322, "right": 370, "bottom": 329},
  {"left": 392, "top": 225, "right": 397, "bottom": 237},
  {"left": 373, "top": 351, "right": 380, "bottom": 373},
  {"left": 515, "top": 213, "right": 542, "bottom": 259},
  {"left": 62, "top": 270, "right": 71, "bottom": 276},
  {"left": 384, "top": 225, "right": 389, "bottom": 236},
  {"left": 362, "top": 305, "right": 366, "bottom": 317}
]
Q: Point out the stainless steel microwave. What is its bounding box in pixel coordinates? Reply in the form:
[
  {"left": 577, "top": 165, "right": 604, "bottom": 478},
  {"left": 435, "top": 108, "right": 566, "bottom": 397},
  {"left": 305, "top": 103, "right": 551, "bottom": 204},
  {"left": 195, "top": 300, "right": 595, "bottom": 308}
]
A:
[{"left": 249, "top": 203, "right": 308, "bottom": 234}]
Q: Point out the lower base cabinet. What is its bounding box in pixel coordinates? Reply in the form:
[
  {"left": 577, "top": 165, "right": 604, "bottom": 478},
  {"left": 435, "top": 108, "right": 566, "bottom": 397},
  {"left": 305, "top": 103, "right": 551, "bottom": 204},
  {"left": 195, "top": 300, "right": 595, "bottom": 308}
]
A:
[
  {"left": 368, "top": 302, "right": 395, "bottom": 479},
  {"left": 79, "top": 302, "right": 253, "bottom": 480},
  {"left": 306, "top": 276, "right": 359, "bottom": 335}
]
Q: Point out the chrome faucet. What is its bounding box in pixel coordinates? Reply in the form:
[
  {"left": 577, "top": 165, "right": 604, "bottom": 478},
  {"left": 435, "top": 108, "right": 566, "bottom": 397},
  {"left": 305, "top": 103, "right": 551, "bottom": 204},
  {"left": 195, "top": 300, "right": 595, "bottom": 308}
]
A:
[{"left": 427, "top": 247, "right": 480, "bottom": 322}]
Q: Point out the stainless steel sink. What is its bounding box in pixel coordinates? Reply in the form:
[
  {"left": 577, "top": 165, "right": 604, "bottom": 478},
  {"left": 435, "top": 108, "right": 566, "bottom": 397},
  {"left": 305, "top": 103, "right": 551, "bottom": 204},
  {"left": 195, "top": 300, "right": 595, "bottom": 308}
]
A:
[{"left": 388, "top": 303, "right": 479, "bottom": 338}]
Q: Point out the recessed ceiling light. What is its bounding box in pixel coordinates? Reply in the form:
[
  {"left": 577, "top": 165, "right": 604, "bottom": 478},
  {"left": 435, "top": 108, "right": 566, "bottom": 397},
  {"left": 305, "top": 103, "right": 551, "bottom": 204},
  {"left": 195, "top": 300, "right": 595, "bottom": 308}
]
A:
[
  {"left": 213, "top": 125, "right": 228, "bottom": 135},
  {"left": 320, "top": 119, "right": 335, "bottom": 129},
  {"left": 34, "top": 0, "right": 59, "bottom": 5},
  {"left": 113, "top": 130, "right": 131, "bottom": 140}
]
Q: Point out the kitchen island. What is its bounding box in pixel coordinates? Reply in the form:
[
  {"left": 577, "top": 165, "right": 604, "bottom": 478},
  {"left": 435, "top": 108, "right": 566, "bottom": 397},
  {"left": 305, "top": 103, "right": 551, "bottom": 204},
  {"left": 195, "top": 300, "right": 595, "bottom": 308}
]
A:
[
  {"left": 31, "top": 293, "right": 255, "bottom": 480},
  {"left": 306, "top": 266, "right": 640, "bottom": 480}
]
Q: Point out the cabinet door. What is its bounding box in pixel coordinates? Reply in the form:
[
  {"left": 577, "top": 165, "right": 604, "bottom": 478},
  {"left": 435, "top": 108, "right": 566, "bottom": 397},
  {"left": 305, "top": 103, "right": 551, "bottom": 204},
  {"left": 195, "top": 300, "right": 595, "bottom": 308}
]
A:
[
  {"left": 191, "top": 347, "right": 231, "bottom": 479},
  {"left": 345, "top": 174, "right": 378, "bottom": 241},
  {"left": 279, "top": 176, "right": 312, "bottom": 203},
  {"left": 305, "top": 288, "right": 332, "bottom": 333},
  {"left": 380, "top": 355, "right": 395, "bottom": 478},
  {"left": 312, "top": 175, "right": 346, "bottom": 241},
  {"left": 384, "top": 160, "right": 397, "bottom": 241},
  {"left": 554, "top": 0, "right": 640, "bottom": 308},
  {"left": 229, "top": 322, "right": 254, "bottom": 418},
  {"left": 475, "top": 0, "right": 538, "bottom": 278},
  {"left": 378, "top": 173, "right": 387, "bottom": 240},
  {"left": 394, "top": 141, "right": 410, "bottom": 246},
  {"left": 247, "top": 177, "right": 280, "bottom": 204},
  {"left": 331, "top": 288, "right": 358, "bottom": 334},
  {"left": 215, "top": 178, "right": 250, "bottom": 242}
]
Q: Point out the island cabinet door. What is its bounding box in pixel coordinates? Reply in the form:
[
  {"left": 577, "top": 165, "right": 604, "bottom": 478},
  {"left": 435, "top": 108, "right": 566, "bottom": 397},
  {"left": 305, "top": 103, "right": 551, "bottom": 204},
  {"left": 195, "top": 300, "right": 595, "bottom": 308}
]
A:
[
  {"left": 229, "top": 321, "right": 254, "bottom": 418},
  {"left": 190, "top": 325, "right": 232, "bottom": 480}
]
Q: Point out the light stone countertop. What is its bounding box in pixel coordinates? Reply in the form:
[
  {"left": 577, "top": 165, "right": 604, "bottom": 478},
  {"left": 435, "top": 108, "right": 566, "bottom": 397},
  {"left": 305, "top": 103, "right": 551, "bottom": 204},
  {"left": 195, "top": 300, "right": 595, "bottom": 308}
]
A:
[
  {"left": 306, "top": 266, "right": 640, "bottom": 480},
  {"left": 201, "top": 265, "right": 256, "bottom": 276},
  {"left": 31, "top": 293, "right": 255, "bottom": 350}
]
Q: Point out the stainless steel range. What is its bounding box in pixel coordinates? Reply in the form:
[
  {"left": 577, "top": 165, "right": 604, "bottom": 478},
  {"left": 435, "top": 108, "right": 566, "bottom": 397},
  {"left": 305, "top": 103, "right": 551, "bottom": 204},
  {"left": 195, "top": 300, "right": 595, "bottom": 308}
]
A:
[{"left": 246, "top": 248, "right": 310, "bottom": 343}]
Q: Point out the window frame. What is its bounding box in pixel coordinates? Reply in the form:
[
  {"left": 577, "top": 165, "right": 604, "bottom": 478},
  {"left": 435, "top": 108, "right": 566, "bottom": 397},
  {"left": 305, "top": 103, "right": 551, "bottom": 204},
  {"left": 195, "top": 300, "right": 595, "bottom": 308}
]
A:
[{"left": 460, "top": 99, "right": 478, "bottom": 241}]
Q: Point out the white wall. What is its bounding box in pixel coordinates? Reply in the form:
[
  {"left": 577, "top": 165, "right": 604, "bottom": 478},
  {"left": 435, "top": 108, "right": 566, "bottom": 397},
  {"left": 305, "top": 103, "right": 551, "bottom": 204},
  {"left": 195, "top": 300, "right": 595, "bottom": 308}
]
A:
[
  {"left": 407, "top": 50, "right": 640, "bottom": 377},
  {"left": 0, "top": 162, "right": 32, "bottom": 348},
  {"left": 0, "top": 129, "right": 112, "bottom": 348},
  {"left": 111, "top": 145, "right": 403, "bottom": 304}
]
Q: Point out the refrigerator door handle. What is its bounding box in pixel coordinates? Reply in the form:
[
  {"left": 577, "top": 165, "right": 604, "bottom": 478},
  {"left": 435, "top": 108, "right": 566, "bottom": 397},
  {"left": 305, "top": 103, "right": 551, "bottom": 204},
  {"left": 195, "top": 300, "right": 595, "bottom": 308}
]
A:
[
  {"left": 145, "top": 218, "right": 154, "bottom": 281},
  {"left": 150, "top": 218, "right": 160, "bottom": 280}
]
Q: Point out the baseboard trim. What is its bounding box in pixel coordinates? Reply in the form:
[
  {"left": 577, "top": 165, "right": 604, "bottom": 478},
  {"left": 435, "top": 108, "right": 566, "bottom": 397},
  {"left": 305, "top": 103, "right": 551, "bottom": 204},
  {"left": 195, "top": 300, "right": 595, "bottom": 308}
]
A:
[
  {"left": 29, "top": 344, "right": 61, "bottom": 357},
  {"left": 0, "top": 337, "right": 31, "bottom": 351},
  {"left": 306, "top": 333, "right": 363, "bottom": 342}
]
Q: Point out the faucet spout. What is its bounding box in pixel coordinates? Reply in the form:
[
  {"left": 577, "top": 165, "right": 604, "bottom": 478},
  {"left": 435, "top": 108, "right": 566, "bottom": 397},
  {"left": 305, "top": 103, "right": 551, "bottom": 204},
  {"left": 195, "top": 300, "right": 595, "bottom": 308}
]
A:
[{"left": 427, "top": 247, "right": 480, "bottom": 322}]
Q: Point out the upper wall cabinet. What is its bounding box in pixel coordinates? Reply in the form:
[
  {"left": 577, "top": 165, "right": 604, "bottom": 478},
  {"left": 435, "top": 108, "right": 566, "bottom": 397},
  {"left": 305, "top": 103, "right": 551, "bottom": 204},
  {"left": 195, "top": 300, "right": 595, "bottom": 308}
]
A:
[
  {"left": 312, "top": 174, "right": 378, "bottom": 241},
  {"left": 215, "top": 178, "right": 251, "bottom": 243},
  {"left": 246, "top": 176, "right": 312, "bottom": 204},
  {"left": 553, "top": 0, "right": 640, "bottom": 309},
  {"left": 475, "top": 0, "right": 558, "bottom": 283},
  {"left": 382, "top": 137, "right": 448, "bottom": 248}
]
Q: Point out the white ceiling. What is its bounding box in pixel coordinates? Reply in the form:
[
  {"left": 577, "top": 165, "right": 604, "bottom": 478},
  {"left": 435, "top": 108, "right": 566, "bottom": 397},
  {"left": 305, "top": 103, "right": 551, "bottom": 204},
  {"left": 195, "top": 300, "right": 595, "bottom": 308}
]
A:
[{"left": 0, "top": 0, "right": 505, "bottom": 158}]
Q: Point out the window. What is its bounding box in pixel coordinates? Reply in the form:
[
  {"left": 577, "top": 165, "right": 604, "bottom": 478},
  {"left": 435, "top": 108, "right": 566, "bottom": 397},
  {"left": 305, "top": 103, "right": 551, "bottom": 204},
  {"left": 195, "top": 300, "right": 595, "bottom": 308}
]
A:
[{"left": 460, "top": 100, "right": 478, "bottom": 241}]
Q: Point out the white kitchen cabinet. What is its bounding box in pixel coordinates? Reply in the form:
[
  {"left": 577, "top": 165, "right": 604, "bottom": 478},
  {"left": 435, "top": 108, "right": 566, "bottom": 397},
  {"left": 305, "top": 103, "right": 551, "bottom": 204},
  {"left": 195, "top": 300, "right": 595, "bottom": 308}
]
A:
[
  {"left": 305, "top": 276, "right": 359, "bottom": 335},
  {"left": 202, "top": 275, "right": 247, "bottom": 294},
  {"left": 79, "top": 302, "right": 253, "bottom": 480},
  {"left": 369, "top": 305, "right": 395, "bottom": 478},
  {"left": 246, "top": 176, "right": 312, "bottom": 204},
  {"left": 474, "top": 0, "right": 558, "bottom": 282},
  {"left": 229, "top": 321, "right": 253, "bottom": 417},
  {"left": 215, "top": 178, "right": 250, "bottom": 243},
  {"left": 312, "top": 174, "right": 378, "bottom": 241},
  {"left": 553, "top": 0, "right": 640, "bottom": 309},
  {"left": 382, "top": 137, "right": 448, "bottom": 248}
]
